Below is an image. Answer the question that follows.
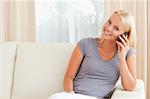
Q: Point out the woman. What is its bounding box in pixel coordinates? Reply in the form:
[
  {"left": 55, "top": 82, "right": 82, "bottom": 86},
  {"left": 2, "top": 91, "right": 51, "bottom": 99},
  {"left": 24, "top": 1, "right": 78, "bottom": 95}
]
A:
[{"left": 48, "top": 10, "right": 136, "bottom": 99}]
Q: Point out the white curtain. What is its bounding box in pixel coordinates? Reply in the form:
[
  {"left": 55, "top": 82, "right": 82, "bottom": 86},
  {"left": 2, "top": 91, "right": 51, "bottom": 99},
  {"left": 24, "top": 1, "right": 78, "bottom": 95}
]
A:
[
  {"left": 148, "top": 0, "right": 150, "bottom": 98},
  {"left": 35, "top": 0, "right": 104, "bottom": 42},
  {"left": 0, "top": 0, "right": 36, "bottom": 42}
]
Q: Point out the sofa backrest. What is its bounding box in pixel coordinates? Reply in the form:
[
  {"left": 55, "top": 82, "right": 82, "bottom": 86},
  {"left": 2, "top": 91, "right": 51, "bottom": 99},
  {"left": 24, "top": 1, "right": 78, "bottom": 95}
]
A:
[
  {"left": 0, "top": 42, "right": 17, "bottom": 99},
  {"left": 11, "top": 43, "right": 76, "bottom": 99}
]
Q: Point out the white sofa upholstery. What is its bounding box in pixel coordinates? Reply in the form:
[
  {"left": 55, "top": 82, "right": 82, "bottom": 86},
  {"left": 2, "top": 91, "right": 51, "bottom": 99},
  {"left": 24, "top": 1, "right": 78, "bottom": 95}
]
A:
[
  {"left": 0, "top": 42, "right": 17, "bottom": 99},
  {"left": 0, "top": 42, "right": 145, "bottom": 99}
]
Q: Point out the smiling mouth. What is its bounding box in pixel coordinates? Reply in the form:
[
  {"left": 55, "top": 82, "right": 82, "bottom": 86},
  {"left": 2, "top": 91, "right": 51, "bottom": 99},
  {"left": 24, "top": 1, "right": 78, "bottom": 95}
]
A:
[{"left": 104, "top": 32, "right": 110, "bottom": 36}]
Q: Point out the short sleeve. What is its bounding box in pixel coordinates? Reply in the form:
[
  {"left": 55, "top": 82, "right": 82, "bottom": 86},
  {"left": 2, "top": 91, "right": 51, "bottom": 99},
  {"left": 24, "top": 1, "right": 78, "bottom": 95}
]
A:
[
  {"left": 77, "top": 38, "right": 87, "bottom": 55},
  {"left": 125, "top": 48, "right": 136, "bottom": 60}
]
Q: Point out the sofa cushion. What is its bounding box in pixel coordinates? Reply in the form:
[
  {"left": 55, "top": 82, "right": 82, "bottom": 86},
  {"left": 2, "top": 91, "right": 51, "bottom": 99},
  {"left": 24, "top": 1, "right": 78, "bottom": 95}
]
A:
[
  {"left": 12, "top": 43, "right": 76, "bottom": 99},
  {"left": 0, "top": 42, "right": 17, "bottom": 99},
  {"left": 111, "top": 79, "right": 145, "bottom": 99}
]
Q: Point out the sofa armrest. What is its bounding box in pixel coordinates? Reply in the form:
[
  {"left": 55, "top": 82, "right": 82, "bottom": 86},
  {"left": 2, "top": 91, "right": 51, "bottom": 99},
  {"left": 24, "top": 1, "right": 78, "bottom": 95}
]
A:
[{"left": 111, "top": 79, "right": 145, "bottom": 99}]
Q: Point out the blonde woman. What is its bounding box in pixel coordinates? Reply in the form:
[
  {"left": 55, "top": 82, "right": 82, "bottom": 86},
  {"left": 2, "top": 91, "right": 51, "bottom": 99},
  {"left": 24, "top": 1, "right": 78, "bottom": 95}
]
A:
[{"left": 48, "top": 10, "right": 137, "bottom": 99}]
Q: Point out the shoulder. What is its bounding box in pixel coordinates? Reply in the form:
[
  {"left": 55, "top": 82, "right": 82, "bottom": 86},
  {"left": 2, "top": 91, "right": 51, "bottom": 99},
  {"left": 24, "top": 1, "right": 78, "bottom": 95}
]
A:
[
  {"left": 128, "top": 48, "right": 136, "bottom": 55},
  {"left": 77, "top": 37, "right": 97, "bottom": 55},
  {"left": 126, "top": 47, "right": 136, "bottom": 59}
]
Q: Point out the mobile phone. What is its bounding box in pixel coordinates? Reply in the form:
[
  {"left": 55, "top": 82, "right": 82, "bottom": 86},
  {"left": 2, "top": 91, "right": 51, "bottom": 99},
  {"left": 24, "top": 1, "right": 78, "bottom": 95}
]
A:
[{"left": 117, "top": 32, "right": 129, "bottom": 42}]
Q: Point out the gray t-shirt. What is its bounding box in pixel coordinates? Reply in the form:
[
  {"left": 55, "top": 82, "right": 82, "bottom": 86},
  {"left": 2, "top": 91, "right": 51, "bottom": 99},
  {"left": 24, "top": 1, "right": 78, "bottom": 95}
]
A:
[{"left": 73, "top": 38, "right": 135, "bottom": 99}]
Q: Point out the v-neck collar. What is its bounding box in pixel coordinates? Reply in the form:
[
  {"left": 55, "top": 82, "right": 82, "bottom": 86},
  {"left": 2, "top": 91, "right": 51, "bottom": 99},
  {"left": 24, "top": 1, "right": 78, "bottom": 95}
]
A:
[{"left": 94, "top": 38, "right": 117, "bottom": 63}]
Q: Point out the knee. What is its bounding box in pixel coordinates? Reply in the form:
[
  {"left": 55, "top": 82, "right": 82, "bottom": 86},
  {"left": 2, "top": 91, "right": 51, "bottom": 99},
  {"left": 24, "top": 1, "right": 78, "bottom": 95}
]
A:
[
  {"left": 48, "top": 92, "right": 66, "bottom": 99},
  {"left": 48, "top": 93, "right": 59, "bottom": 99}
]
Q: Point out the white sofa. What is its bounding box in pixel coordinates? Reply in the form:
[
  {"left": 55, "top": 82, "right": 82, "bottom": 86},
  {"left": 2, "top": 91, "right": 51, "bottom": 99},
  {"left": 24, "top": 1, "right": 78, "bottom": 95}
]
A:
[{"left": 0, "top": 42, "right": 145, "bottom": 99}]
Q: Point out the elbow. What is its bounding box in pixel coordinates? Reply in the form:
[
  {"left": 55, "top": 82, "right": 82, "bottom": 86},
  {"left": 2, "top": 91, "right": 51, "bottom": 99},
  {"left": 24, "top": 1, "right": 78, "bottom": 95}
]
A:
[
  {"left": 124, "top": 85, "right": 136, "bottom": 91},
  {"left": 123, "top": 80, "right": 137, "bottom": 91}
]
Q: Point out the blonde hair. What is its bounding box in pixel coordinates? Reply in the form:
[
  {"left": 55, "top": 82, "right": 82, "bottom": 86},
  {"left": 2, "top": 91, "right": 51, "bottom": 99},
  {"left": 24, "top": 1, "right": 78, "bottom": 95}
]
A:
[
  {"left": 114, "top": 10, "right": 136, "bottom": 49},
  {"left": 100, "top": 10, "right": 136, "bottom": 49}
]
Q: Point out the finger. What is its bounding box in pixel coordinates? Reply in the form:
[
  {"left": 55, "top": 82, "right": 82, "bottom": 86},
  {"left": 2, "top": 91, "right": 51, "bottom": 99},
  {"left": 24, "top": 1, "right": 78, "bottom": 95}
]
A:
[
  {"left": 117, "top": 43, "right": 122, "bottom": 54},
  {"left": 119, "top": 36, "right": 127, "bottom": 47},
  {"left": 122, "top": 34, "right": 129, "bottom": 45},
  {"left": 117, "top": 44, "right": 121, "bottom": 52},
  {"left": 116, "top": 41, "right": 125, "bottom": 48}
]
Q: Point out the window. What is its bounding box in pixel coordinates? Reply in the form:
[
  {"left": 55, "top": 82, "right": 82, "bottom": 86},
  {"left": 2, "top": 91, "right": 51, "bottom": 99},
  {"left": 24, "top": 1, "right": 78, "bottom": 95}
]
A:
[{"left": 35, "top": 0, "right": 104, "bottom": 42}]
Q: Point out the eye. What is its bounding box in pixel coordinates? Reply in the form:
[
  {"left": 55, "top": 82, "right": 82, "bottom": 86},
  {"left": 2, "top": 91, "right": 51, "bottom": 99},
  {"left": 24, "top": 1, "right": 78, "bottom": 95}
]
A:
[
  {"left": 114, "top": 26, "right": 119, "bottom": 31},
  {"left": 108, "top": 19, "right": 111, "bottom": 24}
]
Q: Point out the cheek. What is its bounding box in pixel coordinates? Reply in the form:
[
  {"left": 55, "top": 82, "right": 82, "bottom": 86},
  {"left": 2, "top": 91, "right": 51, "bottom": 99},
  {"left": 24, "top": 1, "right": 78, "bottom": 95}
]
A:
[{"left": 113, "top": 31, "right": 121, "bottom": 37}]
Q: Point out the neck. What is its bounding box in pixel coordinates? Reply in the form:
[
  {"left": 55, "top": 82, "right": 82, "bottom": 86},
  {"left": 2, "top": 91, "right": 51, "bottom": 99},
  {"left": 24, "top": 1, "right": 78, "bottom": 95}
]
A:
[{"left": 99, "top": 39, "right": 117, "bottom": 52}]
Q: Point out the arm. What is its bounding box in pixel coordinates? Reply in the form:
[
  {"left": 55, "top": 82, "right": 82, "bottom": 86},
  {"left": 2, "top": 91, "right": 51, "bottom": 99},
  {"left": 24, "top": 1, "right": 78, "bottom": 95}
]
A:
[
  {"left": 119, "top": 53, "right": 136, "bottom": 91},
  {"left": 63, "top": 45, "right": 84, "bottom": 92},
  {"left": 116, "top": 35, "right": 136, "bottom": 91}
]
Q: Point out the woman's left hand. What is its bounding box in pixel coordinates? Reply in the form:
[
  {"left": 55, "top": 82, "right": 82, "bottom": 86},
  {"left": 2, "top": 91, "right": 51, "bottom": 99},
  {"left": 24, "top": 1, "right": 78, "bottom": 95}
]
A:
[{"left": 116, "top": 34, "right": 129, "bottom": 60}]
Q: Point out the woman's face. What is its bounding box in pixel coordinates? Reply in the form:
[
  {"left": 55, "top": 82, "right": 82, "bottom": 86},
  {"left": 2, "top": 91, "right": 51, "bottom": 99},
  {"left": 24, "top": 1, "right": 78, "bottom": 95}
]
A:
[{"left": 101, "top": 13, "right": 125, "bottom": 41}]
